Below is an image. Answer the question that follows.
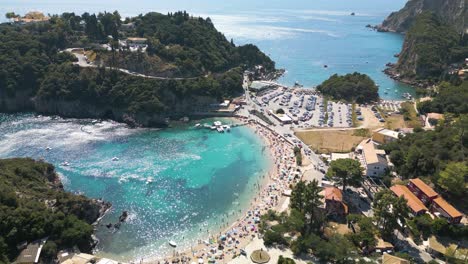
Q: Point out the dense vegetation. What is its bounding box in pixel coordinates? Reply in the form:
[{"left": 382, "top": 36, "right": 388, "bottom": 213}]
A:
[
  {"left": 0, "top": 11, "right": 274, "bottom": 125},
  {"left": 418, "top": 81, "right": 468, "bottom": 115},
  {"left": 85, "top": 11, "right": 275, "bottom": 77},
  {"left": 0, "top": 158, "right": 106, "bottom": 263},
  {"left": 316, "top": 73, "right": 379, "bottom": 104},
  {"left": 383, "top": 116, "right": 467, "bottom": 197},
  {"left": 396, "top": 12, "right": 468, "bottom": 81}
]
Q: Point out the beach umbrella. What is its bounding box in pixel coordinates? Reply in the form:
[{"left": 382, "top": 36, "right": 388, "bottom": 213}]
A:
[{"left": 198, "top": 258, "right": 204, "bottom": 264}]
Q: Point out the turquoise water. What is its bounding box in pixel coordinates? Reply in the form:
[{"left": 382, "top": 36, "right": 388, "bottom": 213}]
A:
[
  {"left": 1, "top": 0, "right": 414, "bottom": 99},
  {"left": 0, "top": 113, "right": 271, "bottom": 261}
]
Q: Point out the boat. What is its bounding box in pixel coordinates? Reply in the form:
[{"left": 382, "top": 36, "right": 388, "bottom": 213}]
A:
[
  {"left": 112, "top": 157, "right": 119, "bottom": 161},
  {"left": 217, "top": 127, "right": 225, "bottom": 133},
  {"left": 213, "top": 121, "right": 222, "bottom": 127},
  {"left": 45, "top": 147, "right": 52, "bottom": 151},
  {"left": 61, "top": 161, "right": 70, "bottom": 166},
  {"left": 146, "top": 177, "right": 153, "bottom": 184},
  {"left": 194, "top": 123, "right": 201, "bottom": 128},
  {"left": 222, "top": 125, "right": 231, "bottom": 132},
  {"left": 323, "top": 65, "right": 328, "bottom": 68},
  {"left": 169, "top": 241, "right": 177, "bottom": 247},
  {"left": 210, "top": 126, "right": 217, "bottom": 130}
]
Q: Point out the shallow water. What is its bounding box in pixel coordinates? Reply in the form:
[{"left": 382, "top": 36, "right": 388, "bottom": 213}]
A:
[{"left": 0, "top": 113, "right": 271, "bottom": 261}]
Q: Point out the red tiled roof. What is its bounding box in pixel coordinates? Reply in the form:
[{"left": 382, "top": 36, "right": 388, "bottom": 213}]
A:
[
  {"left": 433, "top": 197, "right": 463, "bottom": 219},
  {"left": 391, "top": 185, "right": 428, "bottom": 214},
  {"left": 409, "top": 178, "right": 438, "bottom": 198},
  {"left": 324, "top": 187, "right": 343, "bottom": 201}
]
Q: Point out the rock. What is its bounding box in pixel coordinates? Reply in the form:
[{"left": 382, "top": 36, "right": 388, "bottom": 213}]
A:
[
  {"left": 119, "top": 210, "right": 129, "bottom": 222},
  {"left": 379, "top": 0, "right": 466, "bottom": 33}
]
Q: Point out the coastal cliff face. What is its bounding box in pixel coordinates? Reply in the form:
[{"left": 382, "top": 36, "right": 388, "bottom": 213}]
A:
[
  {"left": 380, "top": 0, "right": 467, "bottom": 83},
  {"left": 379, "top": 0, "right": 467, "bottom": 33},
  {"left": 30, "top": 94, "right": 222, "bottom": 127}
]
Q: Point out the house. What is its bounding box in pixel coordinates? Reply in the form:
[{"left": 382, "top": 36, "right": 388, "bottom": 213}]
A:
[
  {"left": 120, "top": 22, "right": 135, "bottom": 32},
  {"left": 61, "top": 253, "right": 96, "bottom": 264},
  {"left": 372, "top": 128, "right": 400, "bottom": 144},
  {"left": 432, "top": 197, "right": 463, "bottom": 224},
  {"left": 124, "top": 37, "right": 148, "bottom": 52},
  {"left": 15, "top": 238, "right": 47, "bottom": 264},
  {"left": 320, "top": 187, "right": 348, "bottom": 218},
  {"left": 375, "top": 238, "right": 394, "bottom": 254},
  {"left": 357, "top": 139, "right": 388, "bottom": 177},
  {"left": 407, "top": 178, "right": 438, "bottom": 205},
  {"left": 407, "top": 178, "right": 463, "bottom": 224},
  {"left": 13, "top": 11, "right": 50, "bottom": 24},
  {"left": 382, "top": 253, "right": 410, "bottom": 264},
  {"left": 390, "top": 185, "right": 428, "bottom": 216}
]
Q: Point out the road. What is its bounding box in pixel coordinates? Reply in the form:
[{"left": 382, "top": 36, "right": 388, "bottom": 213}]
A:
[
  {"left": 66, "top": 49, "right": 204, "bottom": 80},
  {"left": 239, "top": 74, "right": 325, "bottom": 172}
]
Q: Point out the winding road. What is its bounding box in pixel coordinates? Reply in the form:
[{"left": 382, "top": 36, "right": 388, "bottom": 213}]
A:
[{"left": 66, "top": 49, "right": 205, "bottom": 80}]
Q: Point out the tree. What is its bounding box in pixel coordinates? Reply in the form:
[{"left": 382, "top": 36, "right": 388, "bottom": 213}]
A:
[
  {"left": 326, "top": 159, "right": 363, "bottom": 191},
  {"left": 316, "top": 73, "right": 379, "bottom": 104},
  {"left": 290, "top": 180, "right": 324, "bottom": 234},
  {"left": 438, "top": 162, "right": 467, "bottom": 196},
  {"left": 5, "top": 12, "right": 18, "bottom": 19},
  {"left": 372, "top": 190, "right": 409, "bottom": 238},
  {"left": 277, "top": 255, "right": 295, "bottom": 264}
]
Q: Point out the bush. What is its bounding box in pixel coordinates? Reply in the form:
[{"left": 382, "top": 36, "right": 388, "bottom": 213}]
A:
[
  {"left": 41, "top": 241, "right": 58, "bottom": 261},
  {"left": 263, "top": 230, "right": 287, "bottom": 247},
  {"left": 278, "top": 255, "right": 295, "bottom": 264}
]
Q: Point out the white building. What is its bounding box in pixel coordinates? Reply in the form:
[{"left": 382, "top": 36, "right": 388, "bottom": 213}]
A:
[
  {"left": 372, "top": 128, "right": 400, "bottom": 144},
  {"left": 357, "top": 139, "right": 388, "bottom": 177},
  {"left": 272, "top": 113, "right": 293, "bottom": 124}
]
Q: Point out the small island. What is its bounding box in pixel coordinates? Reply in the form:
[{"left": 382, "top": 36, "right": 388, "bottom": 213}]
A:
[{"left": 316, "top": 72, "right": 379, "bottom": 104}]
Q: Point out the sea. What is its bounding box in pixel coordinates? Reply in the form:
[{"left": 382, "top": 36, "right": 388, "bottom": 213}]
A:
[
  {"left": 0, "top": 0, "right": 413, "bottom": 261},
  {"left": 0, "top": 113, "right": 271, "bottom": 260}
]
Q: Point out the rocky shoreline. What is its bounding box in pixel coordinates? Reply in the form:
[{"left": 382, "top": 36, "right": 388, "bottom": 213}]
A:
[{"left": 383, "top": 63, "right": 430, "bottom": 89}]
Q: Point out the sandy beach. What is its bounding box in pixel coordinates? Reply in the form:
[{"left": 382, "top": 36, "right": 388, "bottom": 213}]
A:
[{"left": 139, "top": 118, "right": 304, "bottom": 264}]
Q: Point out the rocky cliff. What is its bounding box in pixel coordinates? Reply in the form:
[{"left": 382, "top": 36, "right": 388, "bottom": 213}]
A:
[{"left": 379, "top": 0, "right": 467, "bottom": 33}]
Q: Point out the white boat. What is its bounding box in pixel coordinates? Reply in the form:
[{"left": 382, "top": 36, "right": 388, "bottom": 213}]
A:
[
  {"left": 222, "top": 125, "right": 231, "bottom": 132},
  {"left": 210, "top": 126, "right": 217, "bottom": 130},
  {"left": 217, "top": 127, "right": 225, "bottom": 133},
  {"left": 61, "top": 161, "right": 70, "bottom": 166},
  {"left": 146, "top": 177, "right": 153, "bottom": 184},
  {"left": 213, "top": 121, "right": 222, "bottom": 127},
  {"left": 45, "top": 147, "right": 52, "bottom": 151},
  {"left": 112, "top": 157, "right": 119, "bottom": 161},
  {"left": 169, "top": 241, "right": 177, "bottom": 247},
  {"left": 194, "top": 123, "right": 201, "bottom": 128}
]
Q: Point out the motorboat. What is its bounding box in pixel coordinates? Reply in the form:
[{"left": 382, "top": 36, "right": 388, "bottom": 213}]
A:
[
  {"left": 45, "top": 147, "right": 52, "bottom": 151},
  {"left": 112, "top": 157, "right": 119, "bottom": 161},
  {"left": 61, "top": 161, "right": 70, "bottom": 166},
  {"left": 169, "top": 241, "right": 177, "bottom": 247},
  {"left": 146, "top": 177, "right": 153, "bottom": 184},
  {"left": 194, "top": 123, "right": 201, "bottom": 128}
]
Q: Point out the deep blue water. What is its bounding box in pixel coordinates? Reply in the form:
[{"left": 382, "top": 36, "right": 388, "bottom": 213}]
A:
[
  {"left": 1, "top": 0, "right": 414, "bottom": 99},
  {"left": 0, "top": 114, "right": 270, "bottom": 260}
]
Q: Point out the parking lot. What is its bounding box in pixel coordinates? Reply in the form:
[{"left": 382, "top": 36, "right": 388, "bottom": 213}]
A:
[{"left": 255, "top": 87, "right": 353, "bottom": 128}]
